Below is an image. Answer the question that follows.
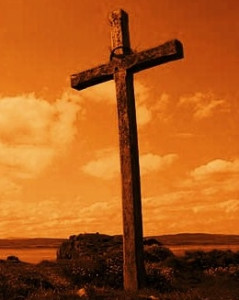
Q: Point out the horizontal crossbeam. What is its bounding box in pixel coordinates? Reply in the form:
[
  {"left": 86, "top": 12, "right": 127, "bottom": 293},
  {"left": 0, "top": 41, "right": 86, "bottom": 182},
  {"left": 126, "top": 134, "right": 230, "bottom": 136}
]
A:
[
  {"left": 130, "top": 39, "right": 183, "bottom": 73},
  {"left": 71, "top": 63, "right": 113, "bottom": 91},
  {"left": 71, "top": 39, "right": 183, "bottom": 91}
]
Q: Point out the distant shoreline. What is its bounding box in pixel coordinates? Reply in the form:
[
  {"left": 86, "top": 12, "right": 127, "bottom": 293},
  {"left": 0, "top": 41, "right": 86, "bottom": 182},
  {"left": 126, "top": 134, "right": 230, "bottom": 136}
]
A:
[
  {"left": 0, "top": 233, "right": 239, "bottom": 249},
  {"left": 1, "top": 244, "right": 239, "bottom": 264}
]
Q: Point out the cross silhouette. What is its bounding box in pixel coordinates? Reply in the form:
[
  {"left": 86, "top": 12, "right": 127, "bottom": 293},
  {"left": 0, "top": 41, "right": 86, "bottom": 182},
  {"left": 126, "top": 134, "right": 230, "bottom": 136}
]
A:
[{"left": 71, "top": 9, "right": 183, "bottom": 292}]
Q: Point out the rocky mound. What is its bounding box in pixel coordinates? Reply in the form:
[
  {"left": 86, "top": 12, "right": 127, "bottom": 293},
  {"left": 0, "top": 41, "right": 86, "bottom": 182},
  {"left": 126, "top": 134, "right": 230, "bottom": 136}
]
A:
[
  {"left": 57, "top": 233, "right": 173, "bottom": 262},
  {"left": 57, "top": 233, "right": 123, "bottom": 260}
]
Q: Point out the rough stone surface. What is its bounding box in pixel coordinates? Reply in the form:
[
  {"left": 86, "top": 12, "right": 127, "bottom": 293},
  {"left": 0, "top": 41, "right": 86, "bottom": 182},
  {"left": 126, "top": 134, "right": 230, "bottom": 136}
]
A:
[
  {"left": 57, "top": 233, "right": 173, "bottom": 262},
  {"left": 57, "top": 233, "right": 123, "bottom": 260}
]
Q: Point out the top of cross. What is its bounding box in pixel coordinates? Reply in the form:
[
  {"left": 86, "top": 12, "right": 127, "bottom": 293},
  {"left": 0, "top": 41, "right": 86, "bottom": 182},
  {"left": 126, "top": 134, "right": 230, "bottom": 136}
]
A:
[{"left": 71, "top": 9, "right": 183, "bottom": 91}]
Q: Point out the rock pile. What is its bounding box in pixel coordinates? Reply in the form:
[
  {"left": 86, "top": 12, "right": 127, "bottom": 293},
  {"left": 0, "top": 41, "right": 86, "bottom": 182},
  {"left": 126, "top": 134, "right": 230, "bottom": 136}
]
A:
[
  {"left": 57, "top": 233, "right": 173, "bottom": 262},
  {"left": 57, "top": 233, "right": 123, "bottom": 260}
]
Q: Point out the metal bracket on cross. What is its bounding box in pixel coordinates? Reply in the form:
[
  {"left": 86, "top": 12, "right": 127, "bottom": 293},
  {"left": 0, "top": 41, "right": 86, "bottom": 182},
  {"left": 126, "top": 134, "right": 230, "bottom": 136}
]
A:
[{"left": 110, "top": 46, "right": 133, "bottom": 60}]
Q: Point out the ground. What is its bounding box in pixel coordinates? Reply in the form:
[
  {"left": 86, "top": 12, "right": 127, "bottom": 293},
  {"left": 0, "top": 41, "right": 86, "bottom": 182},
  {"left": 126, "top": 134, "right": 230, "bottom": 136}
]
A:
[{"left": 0, "top": 239, "right": 239, "bottom": 299}]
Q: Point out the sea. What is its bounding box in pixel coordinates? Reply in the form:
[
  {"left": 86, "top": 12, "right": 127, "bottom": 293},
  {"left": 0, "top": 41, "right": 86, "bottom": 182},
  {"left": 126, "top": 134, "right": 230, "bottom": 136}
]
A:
[{"left": 1, "top": 245, "right": 239, "bottom": 264}]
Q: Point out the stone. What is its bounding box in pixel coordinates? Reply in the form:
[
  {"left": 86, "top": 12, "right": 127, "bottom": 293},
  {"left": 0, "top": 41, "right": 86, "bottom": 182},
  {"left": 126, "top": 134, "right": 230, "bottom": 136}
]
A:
[{"left": 57, "top": 233, "right": 173, "bottom": 263}]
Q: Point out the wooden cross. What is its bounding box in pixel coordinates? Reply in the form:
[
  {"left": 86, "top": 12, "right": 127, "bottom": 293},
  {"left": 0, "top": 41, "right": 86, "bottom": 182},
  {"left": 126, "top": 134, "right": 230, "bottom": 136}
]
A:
[{"left": 71, "top": 9, "right": 183, "bottom": 292}]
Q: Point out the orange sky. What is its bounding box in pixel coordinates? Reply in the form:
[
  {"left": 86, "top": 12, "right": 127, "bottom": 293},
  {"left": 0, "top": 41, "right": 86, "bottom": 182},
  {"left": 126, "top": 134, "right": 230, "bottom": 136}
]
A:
[{"left": 0, "top": 0, "right": 238, "bottom": 238}]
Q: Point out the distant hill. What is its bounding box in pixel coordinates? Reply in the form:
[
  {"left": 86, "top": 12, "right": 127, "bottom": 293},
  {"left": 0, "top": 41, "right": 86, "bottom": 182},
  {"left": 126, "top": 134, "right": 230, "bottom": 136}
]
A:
[
  {"left": 154, "top": 233, "right": 239, "bottom": 246},
  {"left": 0, "top": 233, "right": 239, "bottom": 248},
  {"left": 0, "top": 238, "right": 66, "bottom": 248}
]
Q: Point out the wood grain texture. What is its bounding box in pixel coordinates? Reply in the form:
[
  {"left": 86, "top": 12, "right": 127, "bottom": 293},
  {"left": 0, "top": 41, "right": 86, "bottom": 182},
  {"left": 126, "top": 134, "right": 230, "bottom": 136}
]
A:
[
  {"left": 70, "top": 8, "right": 184, "bottom": 292},
  {"left": 109, "top": 9, "right": 145, "bottom": 292},
  {"left": 71, "top": 40, "right": 183, "bottom": 90}
]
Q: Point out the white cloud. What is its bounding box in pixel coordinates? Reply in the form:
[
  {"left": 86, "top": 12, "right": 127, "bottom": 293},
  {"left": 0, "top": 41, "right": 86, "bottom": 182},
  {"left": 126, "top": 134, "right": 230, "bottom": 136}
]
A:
[
  {"left": 152, "top": 93, "right": 172, "bottom": 122},
  {"left": 79, "top": 80, "right": 153, "bottom": 126},
  {"left": 0, "top": 196, "right": 122, "bottom": 237},
  {"left": 219, "top": 199, "right": 239, "bottom": 214},
  {"left": 135, "top": 82, "right": 152, "bottom": 126},
  {"left": 0, "top": 144, "right": 55, "bottom": 179},
  {"left": 0, "top": 91, "right": 82, "bottom": 186},
  {"left": 163, "top": 158, "right": 239, "bottom": 229},
  {"left": 179, "top": 92, "right": 228, "bottom": 119},
  {"left": 140, "top": 153, "right": 178, "bottom": 175},
  {"left": 156, "top": 93, "right": 170, "bottom": 111},
  {"left": 142, "top": 191, "right": 239, "bottom": 235},
  {"left": 183, "top": 158, "right": 239, "bottom": 199},
  {"left": 136, "top": 105, "right": 152, "bottom": 126},
  {"left": 191, "top": 158, "right": 239, "bottom": 180},
  {"left": 78, "top": 80, "right": 116, "bottom": 104},
  {"left": 0, "top": 178, "right": 21, "bottom": 198},
  {"left": 81, "top": 150, "right": 119, "bottom": 180},
  {"left": 82, "top": 149, "right": 178, "bottom": 179}
]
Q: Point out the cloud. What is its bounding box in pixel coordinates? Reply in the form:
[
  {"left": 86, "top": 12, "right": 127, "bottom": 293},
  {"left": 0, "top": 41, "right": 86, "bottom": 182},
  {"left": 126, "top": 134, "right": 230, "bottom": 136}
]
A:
[
  {"left": 0, "top": 144, "right": 55, "bottom": 179},
  {"left": 136, "top": 105, "right": 152, "bottom": 126},
  {"left": 152, "top": 93, "right": 173, "bottom": 122},
  {"left": 77, "top": 84, "right": 230, "bottom": 128},
  {"left": 0, "top": 178, "right": 21, "bottom": 198},
  {"left": 0, "top": 196, "right": 122, "bottom": 238},
  {"left": 81, "top": 150, "right": 119, "bottom": 180},
  {"left": 142, "top": 191, "right": 239, "bottom": 235},
  {"left": 182, "top": 158, "right": 239, "bottom": 199},
  {"left": 136, "top": 91, "right": 231, "bottom": 127},
  {"left": 160, "top": 158, "right": 239, "bottom": 232},
  {"left": 135, "top": 157, "right": 239, "bottom": 234},
  {"left": 219, "top": 199, "right": 239, "bottom": 214},
  {"left": 135, "top": 82, "right": 152, "bottom": 126},
  {"left": 79, "top": 80, "right": 153, "bottom": 126},
  {"left": 0, "top": 91, "right": 82, "bottom": 184},
  {"left": 179, "top": 92, "right": 228, "bottom": 119},
  {"left": 82, "top": 149, "right": 178, "bottom": 179},
  {"left": 78, "top": 80, "right": 116, "bottom": 104},
  {"left": 191, "top": 158, "right": 239, "bottom": 180},
  {"left": 140, "top": 153, "right": 178, "bottom": 175}
]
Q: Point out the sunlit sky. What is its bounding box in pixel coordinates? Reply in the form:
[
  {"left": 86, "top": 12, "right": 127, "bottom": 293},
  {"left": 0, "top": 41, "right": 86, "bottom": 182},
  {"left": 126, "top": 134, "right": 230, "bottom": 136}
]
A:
[{"left": 0, "top": 0, "right": 238, "bottom": 238}]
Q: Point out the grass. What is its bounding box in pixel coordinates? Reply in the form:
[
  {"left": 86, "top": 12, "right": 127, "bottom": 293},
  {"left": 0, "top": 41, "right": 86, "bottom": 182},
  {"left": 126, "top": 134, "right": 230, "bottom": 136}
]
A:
[{"left": 0, "top": 247, "right": 239, "bottom": 299}]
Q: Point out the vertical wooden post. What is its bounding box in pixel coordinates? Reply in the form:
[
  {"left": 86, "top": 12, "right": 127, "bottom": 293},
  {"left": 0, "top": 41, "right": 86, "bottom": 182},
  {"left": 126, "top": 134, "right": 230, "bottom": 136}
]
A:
[
  {"left": 109, "top": 9, "right": 145, "bottom": 291},
  {"left": 71, "top": 8, "right": 183, "bottom": 293}
]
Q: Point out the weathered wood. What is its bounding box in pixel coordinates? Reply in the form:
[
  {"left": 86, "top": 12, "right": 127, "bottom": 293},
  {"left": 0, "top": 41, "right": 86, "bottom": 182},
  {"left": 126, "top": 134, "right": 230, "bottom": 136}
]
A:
[
  {"left": 129, "top": 39, "right": 183, "bottom": 73},
  {"left": 109, "top": 10, "right": 130, "bottom": 52},
  {"left": 71, "top": 8, "right": 184, "bottom": 293},
  {"left": 71, "top": 39, "right": 183, "bottom": 91},
  {"left": 71, "top": 63, "right": 114, "bottom": 90},
  {"left": 109, "top": 9, "right": 145, "bottom": 291},
  {"left": 114, "top": 69, "right": 145, "bottom": 290}
]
